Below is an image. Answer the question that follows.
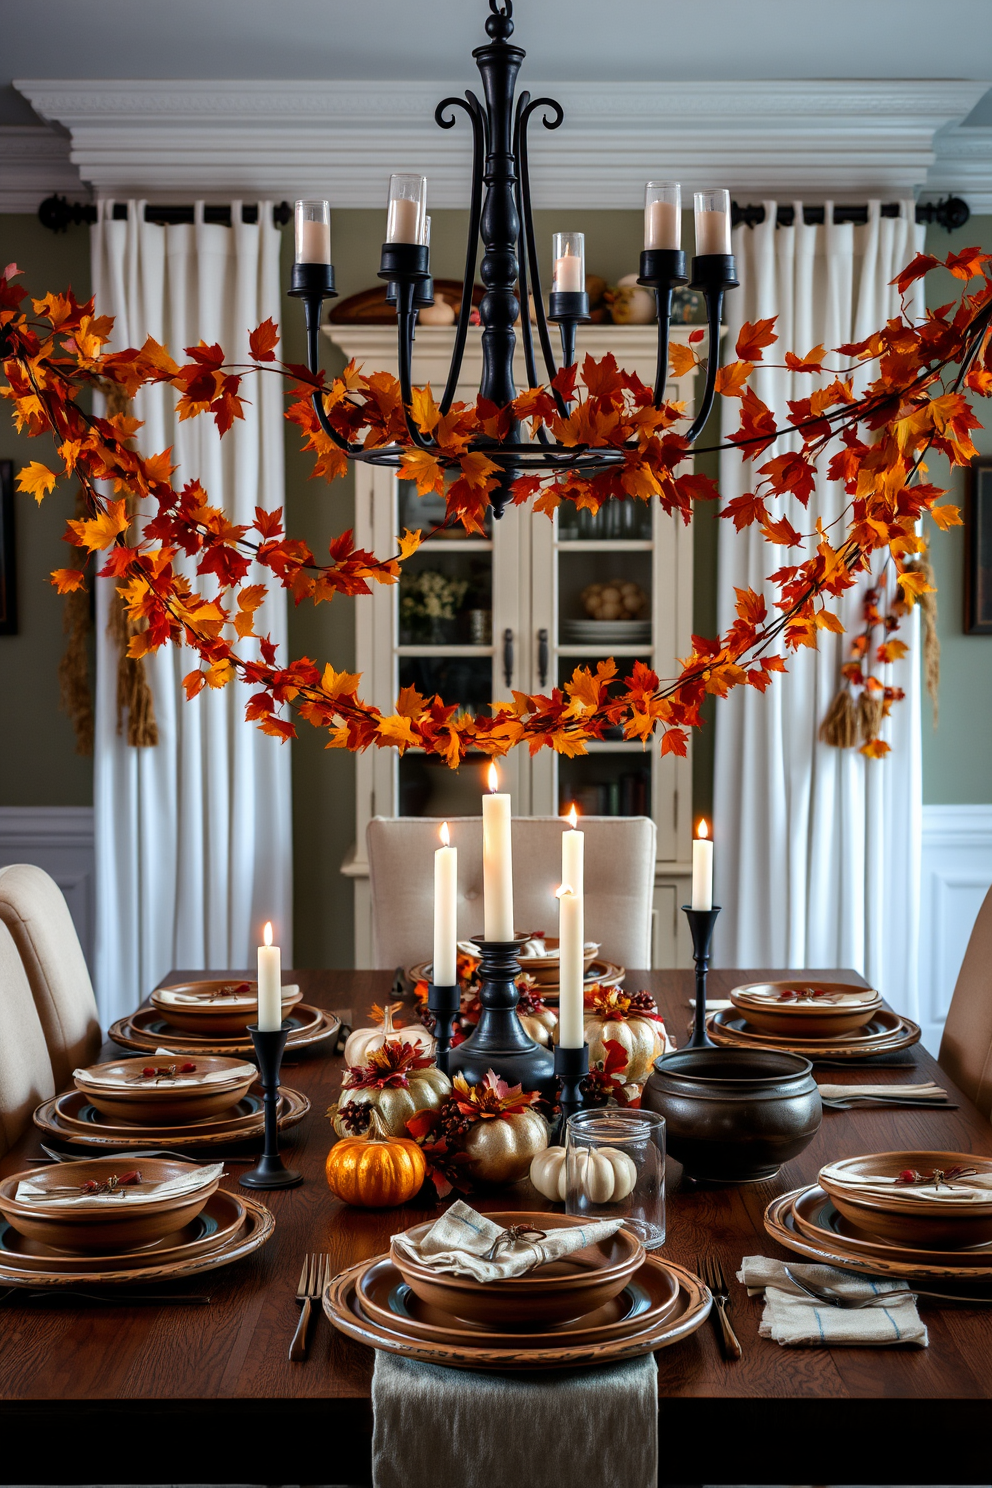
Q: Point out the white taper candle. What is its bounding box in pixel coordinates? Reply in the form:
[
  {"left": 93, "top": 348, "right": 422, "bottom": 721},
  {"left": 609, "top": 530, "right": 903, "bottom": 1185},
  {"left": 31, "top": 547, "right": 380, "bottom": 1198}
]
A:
[
  {"left": 483, "top": 762, "right": 514, "bottom": 940},
  {"left": 557, "top": 885, "right": 584, "bottom": 1048},
  {"left": 433, "top": 821, "right": 458, "bottom": 986},
  {"left": 257, "top": 921, "right": 282, "bottom": 1031}
]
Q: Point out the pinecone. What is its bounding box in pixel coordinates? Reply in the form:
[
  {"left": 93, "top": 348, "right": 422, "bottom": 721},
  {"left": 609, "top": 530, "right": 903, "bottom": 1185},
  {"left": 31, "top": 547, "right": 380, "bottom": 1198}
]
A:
[
  {"left": 338, "top": 1101, "right": 372, "bottom": 1135},
  {"left": 628, "top": 990, "right": 658, "bottom": 1015},
  {"left": 434, "top": 1097, "right": 476, "bottom": 1144}
]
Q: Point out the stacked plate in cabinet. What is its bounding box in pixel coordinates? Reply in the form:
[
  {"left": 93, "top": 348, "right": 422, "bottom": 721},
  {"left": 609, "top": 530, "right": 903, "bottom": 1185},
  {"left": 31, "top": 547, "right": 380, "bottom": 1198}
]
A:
[
  {"left": 765, "top": 1150, "right": 992, "bottom": 1285},
  {"left": 560, "top": 620, "right": 652, "bottom": 646},
  {"left": 323, "top": 1210, "right": 711, "bottom": 1370},
  {"left": 707, "top": 979, "right": 920, "bottom": 1060}
]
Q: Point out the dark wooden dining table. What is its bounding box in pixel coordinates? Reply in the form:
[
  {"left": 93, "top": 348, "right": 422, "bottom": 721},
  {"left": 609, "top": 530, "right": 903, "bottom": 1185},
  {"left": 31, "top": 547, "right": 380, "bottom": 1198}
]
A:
[{"left": 1, "top": 965, "right": 991, "bottom": 1485}]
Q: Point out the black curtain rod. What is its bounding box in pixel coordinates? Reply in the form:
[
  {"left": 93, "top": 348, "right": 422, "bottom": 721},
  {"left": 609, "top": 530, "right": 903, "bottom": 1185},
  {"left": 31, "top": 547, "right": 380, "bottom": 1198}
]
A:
[
  {"left": 731, "top": 196, "right": 970, "bottom": 232},
  {"left": 38, "top": 195, "right": 292, "bottom": 233}
]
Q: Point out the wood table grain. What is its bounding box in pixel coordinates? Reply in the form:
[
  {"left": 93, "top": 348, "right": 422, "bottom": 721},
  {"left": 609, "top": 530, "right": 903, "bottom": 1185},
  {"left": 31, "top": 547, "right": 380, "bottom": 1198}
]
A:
[{"left": 1, "top": 966, "right": 990, "bottom": 1483}]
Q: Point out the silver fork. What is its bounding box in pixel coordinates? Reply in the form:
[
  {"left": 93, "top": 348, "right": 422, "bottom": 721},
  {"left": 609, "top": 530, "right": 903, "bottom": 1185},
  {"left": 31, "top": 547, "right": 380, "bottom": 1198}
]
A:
[
  {"left": 289, "top": 1252, "right": 330, "bottom": 1361},
  {"left": 698, "top": 1253, "right": 742, "bottom": 1359},
  {"left": 783, "top": 1266, "right": 992, "bottom": 1307}
]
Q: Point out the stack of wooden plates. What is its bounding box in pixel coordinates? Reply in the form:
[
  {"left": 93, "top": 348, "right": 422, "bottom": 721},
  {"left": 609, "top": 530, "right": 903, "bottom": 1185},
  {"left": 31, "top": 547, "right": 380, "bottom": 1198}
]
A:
[
  {"left": 707, "top": 980, "right": 919, "bottom": 1059},
  {"left": 765, "top": 1150, "right": 992, "bottom": 1284},
  {"left": 33, "top": 1082, "right": 309, "bottom": 1150},
  {"left": 407, "top": 959, "right": 624, "bottom": 1002},
  {"left": 0, "top": 1156, "right": 273, "bottom": 1287},
  {"left": 150, "top": 979, "right": 303, "bottom": 1035},
  {"left": 323, "top": 1210, "right": 711, "bottom": 1370},
  {"left": 73, "top": 1054, "right": 258, "bottom": 1124},
  {"left": 109, "top": 995, "right": 340, "bottom": 1057}
]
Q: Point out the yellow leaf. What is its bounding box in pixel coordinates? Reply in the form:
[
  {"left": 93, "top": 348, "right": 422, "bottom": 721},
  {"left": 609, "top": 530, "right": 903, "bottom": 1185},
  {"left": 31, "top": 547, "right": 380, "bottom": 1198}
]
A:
[
  {"left": 397, "top": 527, "right": 422, "bottom": 561},
  {"left": 321, "top": 662, "right": 361, "bottom": 699},
  {"left": 620, "top": 461, "right": 662, "bottom": 500},
  {"left": 409, "top": 384, "right": 441, "bottom": 436},
  {"left": 814, "top": 608, "right": 845, "bottom": 633},
  {"left": 668, "top": 343, "right": 699, "bottom": 378},
  {"left": 860, "top": 738, "right": 891, "bottom": 759},
  {"left": 714, "top": 361, "right": 753, "bottom": 398},
  {"left": 16, "top": 461, "right": 57, "bottom": 503},
  {"left": 399, "top": 449, "right": 445, "bottom": 497},
  {"left": 376, "top": 713, "right": 420, "bottom": 751},
  {"left": 66, "top": 499, "right": 129, "bottom": 551},
  {"left": 205, "top": 658, "right": 236, "bottom": 689},
  {"left": 930, "top": 503, "right": 963, "bottom": 531},
  {"left": 396, "top": 684, "right": 426, "bottom": 719},
  {"left": 49, "top": 568, "right": 86, "bottom": 593},
  {"left": 459, "top": 451, "right": 500, "bottom": 490},
  {"left": 896, "top": 569, "right": 935, "bottom": 604},
  {"left": 234, "top": 583, "right": 267, "bottom": 638}
]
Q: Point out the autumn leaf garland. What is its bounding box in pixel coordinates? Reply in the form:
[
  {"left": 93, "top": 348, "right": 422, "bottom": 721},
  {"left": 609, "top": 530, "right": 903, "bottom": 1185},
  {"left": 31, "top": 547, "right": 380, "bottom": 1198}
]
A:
[{"left": 1, "top": 246, "right": 990, "bottom": 764}]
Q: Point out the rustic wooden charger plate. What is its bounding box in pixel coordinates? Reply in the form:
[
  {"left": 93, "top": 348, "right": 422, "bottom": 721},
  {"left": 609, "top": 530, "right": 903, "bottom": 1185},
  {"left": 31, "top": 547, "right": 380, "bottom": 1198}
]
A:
[
  {"left": 0, "top": 1187, "right": 247, "bottom": 1274},
  {"left": 108, "top": 1004, "right": 340, "bottom": 1057},
  {"left": 32, "top": 1085, "right": 309, "bottom": 1149},
  {"left": 707, "top": 1005, "right": 920, "bottom": 1059},
  {"left": 406, "top": 960, "right": 625, "bottom": 1000},
  {"left": 324, "top": 1252, "right": 709, "bottom": 1370},
  {"left": 765, "top": 1186, "right": 992, "bottom": 1281},
  {"left": 357, "top": 1254, "right": 679, "bottom": 1347},
  {"left": 0, "top": 1192, "right": 274, "bottom": 1287},
  {"left": 792, "top": 1185, "right": 992, "bottom": 1269}
]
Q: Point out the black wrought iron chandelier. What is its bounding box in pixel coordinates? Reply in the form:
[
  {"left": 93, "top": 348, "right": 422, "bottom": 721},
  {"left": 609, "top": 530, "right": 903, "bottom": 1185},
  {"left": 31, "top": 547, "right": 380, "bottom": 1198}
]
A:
[{"left": 289, "top": 0, "right": 738, "bottom": 519}]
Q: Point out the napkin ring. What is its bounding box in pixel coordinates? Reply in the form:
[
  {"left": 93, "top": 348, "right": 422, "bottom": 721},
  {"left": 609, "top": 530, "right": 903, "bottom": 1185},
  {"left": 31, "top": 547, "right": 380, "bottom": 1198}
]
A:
[{"left": 483, "top": 1224, "right": 548, "bottom": 1269}]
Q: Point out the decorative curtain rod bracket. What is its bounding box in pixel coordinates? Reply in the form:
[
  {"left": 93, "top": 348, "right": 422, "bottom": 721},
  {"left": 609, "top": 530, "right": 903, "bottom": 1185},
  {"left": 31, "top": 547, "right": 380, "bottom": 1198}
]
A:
[{"left": 38, "top": 196, "right": 292, "bottom": 233}]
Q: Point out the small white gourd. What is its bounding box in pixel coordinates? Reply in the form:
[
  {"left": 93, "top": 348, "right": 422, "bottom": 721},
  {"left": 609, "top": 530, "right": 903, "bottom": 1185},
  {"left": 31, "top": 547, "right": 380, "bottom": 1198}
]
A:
[
  {"left": 343, "top": 1002, "right": 433, "bottom": 1068},
  {"left": 529, "top": 1144, "right": 637, "bottom": 1203}
]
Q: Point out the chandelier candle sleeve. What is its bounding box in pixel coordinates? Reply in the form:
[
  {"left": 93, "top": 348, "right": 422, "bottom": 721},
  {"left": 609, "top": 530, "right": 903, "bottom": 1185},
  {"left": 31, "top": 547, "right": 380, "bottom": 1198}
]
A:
[
  {"left": 434, "top": 822, "right": 458, "bottom": 988},
  {"left": 694, "top": 189, "right": 732, "bottom": 257},
  {"left": 294, "top": 200, "right": 331, "bottom": 265},
  {"left": 562, "top": 805, "right": 584, "bottom": 899},
  {"left": 482, "top": 763, "right": 514, "bottom": 941},
  {"left": 552, "top": 232, "right": 585, "bottom": 295},
  {"left": 257, "top": 922, "right": 282, "bottom": 1032},
  {"left": 691, "top": 821, "right": 714, "bottom": 912},
  {"left": 644, "top": 183, "right": 681, "bottom": 251},
  {"left": 386, "top": 174, "right": 428, "bottom": 245},
  {"left": 557, "top": 886, "right": 584, "bottom": 1049}
]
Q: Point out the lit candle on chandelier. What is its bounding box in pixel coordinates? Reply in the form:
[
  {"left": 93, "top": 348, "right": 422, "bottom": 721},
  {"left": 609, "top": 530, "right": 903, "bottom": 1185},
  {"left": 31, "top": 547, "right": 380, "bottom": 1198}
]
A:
[
  {"left": 556, "top": 884, "right": 584, "bottom": 1048},
  {"left": 551, "top": 231, "right": 585, "bottom": 294},
  {"left": 644, "top": 181, "right": 681, "bottom": 250},
  {"left": 433, "top": 821, "right": 458, "bottom": 988},
  {"left": 482, "top": 761, "right": 514, "bottom": 941},
  {"left": 691, "top": 819, "right": 714, "bottom": 911},
  {"left": 257, "top": 921, "right": 282, "bottom": 1032},
  {"left": 693, "top": 189, "right": 732, "bottom": 257},
  {"left": 386, "top": 173, "right": 428, "bottom": 245}
]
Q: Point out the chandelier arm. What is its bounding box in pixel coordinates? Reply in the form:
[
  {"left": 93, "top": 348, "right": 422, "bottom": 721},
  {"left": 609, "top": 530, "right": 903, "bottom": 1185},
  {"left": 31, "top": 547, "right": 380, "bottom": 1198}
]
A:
[
  {"left": 652, "top": 289, "right": 674, "bottom": 409},
  {"left": 436, "top": 93, "right": 487, "bottom": 416},
  {"left": 302, "top": 297, "right": 363, "bottom": 456},
  {"left": 395, "top": 282, "right": 436, "bottom": 450},
  {"left": 684, "top": 288, "right": 725, "bottom": 445},
  {"left": 512, "top": 93, "right": 539, "bottom": 394},
  {"left": 517, "top": 96, "right": 568, "bottom": 416}
]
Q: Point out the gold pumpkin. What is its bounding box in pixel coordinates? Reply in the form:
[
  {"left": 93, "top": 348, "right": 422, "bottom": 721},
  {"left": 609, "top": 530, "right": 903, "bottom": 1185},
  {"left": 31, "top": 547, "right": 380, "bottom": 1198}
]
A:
[
  {"left": 461, "top": 1107, "right": 549, "bottom": 1184},
  {"left": 326, "top": 1110, "right": 427, "bottom": 1207},
  {"left": 334, "top": 1043, "right": 451, "bottom": 1138},
  {"left": 516, "top": 986, "right": 558, "bottom": 1048},
  {"left": 582, "top": 989, "right": 666, "bottom": 1083}
]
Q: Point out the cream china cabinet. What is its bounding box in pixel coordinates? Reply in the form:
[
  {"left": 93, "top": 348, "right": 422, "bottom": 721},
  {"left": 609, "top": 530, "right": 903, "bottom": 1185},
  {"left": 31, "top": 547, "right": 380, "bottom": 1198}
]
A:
[{"left": 327, "top": 323, "right": 700, "bottom": 968}]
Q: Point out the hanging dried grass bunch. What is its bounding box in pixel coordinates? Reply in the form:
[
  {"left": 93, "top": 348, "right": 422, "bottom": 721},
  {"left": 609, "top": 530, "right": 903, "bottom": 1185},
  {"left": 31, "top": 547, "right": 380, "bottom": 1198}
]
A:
[
  {"left": 857, "top": 689, "right": 885, "bottom": 744},
  {"left": 818, "top": 688, "right": 858, "bottom": 749}
]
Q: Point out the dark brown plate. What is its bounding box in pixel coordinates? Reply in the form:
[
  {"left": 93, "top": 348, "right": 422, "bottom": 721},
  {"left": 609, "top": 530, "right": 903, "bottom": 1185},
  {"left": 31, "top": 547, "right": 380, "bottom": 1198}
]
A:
[
  {"left": 109, "top": 1004, "right": 339, "bottom": 1057},
  {"left": 32, "top": 1085, "right": 309, "bottom": 1148},
  {"left": 0, "top": 1193, "right": 274, "bottom": 1287},
  {"left": 357, "top": 1254, "right": 679, "bottom": 1346},
  {"left": 793, "top": 1185, "right": 992, "bottom": 1269},
  {"left": 765, "top": 1186, "right": 992, "bottom": 1281},
  {"left": 324, "top": 1252, "right": 710, "bottom": 1370},
  {"left": 707, "top": 1005, "right": 920, "bottom": 1059}
]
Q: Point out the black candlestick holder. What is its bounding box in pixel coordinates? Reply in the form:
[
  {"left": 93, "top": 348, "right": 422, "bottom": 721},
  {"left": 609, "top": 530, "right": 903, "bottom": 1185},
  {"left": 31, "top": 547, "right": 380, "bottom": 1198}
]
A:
[
  {"left": 448, "top": 936, "right": 556, "bottom": 1097},
  {"left": 427, "top": 982, "right": 461, "bottom": 1076},
  {"left": 682, "top": 905, "right": 721, "bottom": 1050},
  {"left": 240, "top": 1025, "right": 303, "bottom": 1189},
  {"left": 553, "top": 1042, "right": 589, "bottom": 1142}
]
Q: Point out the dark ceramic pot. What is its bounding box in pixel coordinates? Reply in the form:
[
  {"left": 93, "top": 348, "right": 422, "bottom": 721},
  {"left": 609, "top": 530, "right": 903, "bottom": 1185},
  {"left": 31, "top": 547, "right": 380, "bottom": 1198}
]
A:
[{"left": 642, "top": 1047, "right": 822, "bottom": 1184}]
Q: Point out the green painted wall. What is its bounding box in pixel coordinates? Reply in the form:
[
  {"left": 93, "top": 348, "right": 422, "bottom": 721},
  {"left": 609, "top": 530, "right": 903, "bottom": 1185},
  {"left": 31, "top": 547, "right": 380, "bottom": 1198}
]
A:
[{"left": 0, "top": 215, "right": 93, "bottom": 807}]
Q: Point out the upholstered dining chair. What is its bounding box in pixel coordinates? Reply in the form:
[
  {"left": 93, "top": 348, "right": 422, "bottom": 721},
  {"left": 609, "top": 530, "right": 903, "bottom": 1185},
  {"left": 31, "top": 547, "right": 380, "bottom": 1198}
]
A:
[
  {"left": 0, "top": 863, "right": 102, "bottom": 1089},
  {"left": 366, "top": 815, "right": 657, "bottom": 972},
  {"left": 0, "top": 917, "right": 55, "bottom": 1158},
  {"left": 939, "top": 882, "right": 992, "bottom": 1119}
]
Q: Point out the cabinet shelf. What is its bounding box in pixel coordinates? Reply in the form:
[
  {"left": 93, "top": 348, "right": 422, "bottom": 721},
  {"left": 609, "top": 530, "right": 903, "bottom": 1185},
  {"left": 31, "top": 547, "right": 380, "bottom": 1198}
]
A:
[
  {"left": 396, "top": 644, "right": 494, "bottom": 657},
  {"left": 418, "top": 538, "right": 494, "bottom": 552},
  {"left": 557, "top": 645, "right": 653, "bottom": 657},
  {"left": 556, "top": 540, "right": 654, "bottom": 552}
]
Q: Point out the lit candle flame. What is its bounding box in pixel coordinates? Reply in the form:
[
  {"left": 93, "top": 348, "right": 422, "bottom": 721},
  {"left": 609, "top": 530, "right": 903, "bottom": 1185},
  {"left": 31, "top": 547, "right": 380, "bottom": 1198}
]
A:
[
  {"left": 440, "top": 821, "right": 450, "bottom": 847},
  {"left": 487, "top": 761, "right": 499, "bottom": 793},
  {"left": 567, "top": 804, "right": 578, "bottom": 829},
  {"left": 263, "top": 921, "right": 273, "bottom": 947},
  {"left": 556, "top": 883, "right": 574, "bottom": 899},
  {"left": 697, "top": 818, "right": 709, "bottom": 841}
]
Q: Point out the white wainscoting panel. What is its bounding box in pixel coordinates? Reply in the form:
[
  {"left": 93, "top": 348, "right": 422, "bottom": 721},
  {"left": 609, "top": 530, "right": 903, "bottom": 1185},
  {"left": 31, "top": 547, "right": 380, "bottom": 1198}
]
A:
[
  {"left": 0, "top": 806, "right": 95, "bottom": 970},
  {"left": 918, "top": 804, "right": 992, "bottom": 1055}
]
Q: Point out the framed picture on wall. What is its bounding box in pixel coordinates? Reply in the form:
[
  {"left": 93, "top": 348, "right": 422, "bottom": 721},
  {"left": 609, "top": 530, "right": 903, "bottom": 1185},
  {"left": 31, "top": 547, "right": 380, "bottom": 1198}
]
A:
[
  {"left": 0, "top": 460, "right": 15, "bottom": 636},
  {"left": 965, "top": 458, "right": 992, "bottom": 634}
]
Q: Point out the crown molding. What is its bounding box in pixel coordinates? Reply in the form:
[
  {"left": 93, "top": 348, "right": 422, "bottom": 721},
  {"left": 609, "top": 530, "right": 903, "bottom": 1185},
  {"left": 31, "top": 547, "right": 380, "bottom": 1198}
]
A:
[
  {"left": 924, "top": 124, "right": 992, "bottom": 213},
  {"left": 13, "top": 78, "right": 990, "bottom": 206},
  {"left": 0, "top": 125, "right": 85, "bottom": 212}
]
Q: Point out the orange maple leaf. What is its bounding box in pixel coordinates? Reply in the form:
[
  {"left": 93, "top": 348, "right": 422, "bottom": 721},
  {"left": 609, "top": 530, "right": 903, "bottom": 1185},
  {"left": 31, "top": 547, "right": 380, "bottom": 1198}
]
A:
[
  {"left": 50, "top": 567, "right": 86, "bottom": 593},
  {"left": 400, "top": 448, "right": 445, "bottom": 497},
  {"left": 735, "top": 318, "right": 777, "bottom": 361},
  {"left": 668, "top": 343, "right": 699, "bottom": 378},
  {"left": 16, "top": 460, "right": 57, "bottom": 503},
  {"left": 714, "top": 361, "right": 753, "bottom": 398},
  {"left": 67, "top": 499, "right": 129, "bottom": 551},
  {"left": 248, "top": 318, "right": 279, "bottom": 361}
]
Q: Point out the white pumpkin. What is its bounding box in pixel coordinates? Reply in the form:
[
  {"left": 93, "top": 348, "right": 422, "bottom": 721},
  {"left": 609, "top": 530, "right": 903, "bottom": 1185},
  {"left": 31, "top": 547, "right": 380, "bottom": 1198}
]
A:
[
  {"left": 343, "top": 1002, "right": 433, "bottom": 1068},
  {"left": 529, "top": 1144, "right": 637, "bottom": 1203}
]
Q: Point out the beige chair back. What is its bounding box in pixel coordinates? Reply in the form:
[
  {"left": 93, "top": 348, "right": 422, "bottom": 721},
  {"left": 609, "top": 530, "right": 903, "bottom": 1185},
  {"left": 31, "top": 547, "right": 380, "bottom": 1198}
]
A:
[
  {"left": 0, "top": 917, "right": 55, "bottom": 1157},
  {"left": 0, "top": 864, "right": 102, "bottom": 1089},
  {"left": 367, "top": 815, "right": 656, "bottom": 971},
  {"left": 939, "top": 882, "right": 992, "bottom": 1117}
]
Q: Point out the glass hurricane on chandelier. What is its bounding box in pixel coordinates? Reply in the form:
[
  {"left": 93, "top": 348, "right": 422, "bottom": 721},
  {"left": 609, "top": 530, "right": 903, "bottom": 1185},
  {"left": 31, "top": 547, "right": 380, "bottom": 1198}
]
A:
[{"left": 287, "top": 0, "right": 738, "bottom": 519}]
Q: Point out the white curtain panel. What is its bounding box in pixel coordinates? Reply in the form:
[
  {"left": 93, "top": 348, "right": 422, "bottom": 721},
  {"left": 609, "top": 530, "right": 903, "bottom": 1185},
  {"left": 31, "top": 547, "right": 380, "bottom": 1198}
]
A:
[
  {"left": 713, "top": 201, "right": 925, "bottom": 1015},
  {"left": 90, "top": 201, "right": 292, "bottom": 1025}
]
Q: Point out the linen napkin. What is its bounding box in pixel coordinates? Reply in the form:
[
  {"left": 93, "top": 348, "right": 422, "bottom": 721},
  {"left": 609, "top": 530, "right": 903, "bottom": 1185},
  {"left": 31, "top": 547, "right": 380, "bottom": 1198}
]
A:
[
  {"left": 372, "top": 1349, "right": 658, "bottom": 1488},
  {"left": 818, "top": 1081, "right": 948, "bottom": 1101},
  {"left": 76, "top": 1059, "right": 255, "bottom": 1088},
  {"left": 820, "top": 1159, "right": 992, "bottom": 1203},
  {"left": 15, "top": 1162, "right": 223, "bottom": 1207},
  {"left": 391, "top": 1198, "right": 624, "bottom": 1282},
  {"left": 738, "top": 1256, "right": 928, "bottom": 1347},
  {"left": 164, "top": 982, "right": 299, "bottom": 1003}
]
